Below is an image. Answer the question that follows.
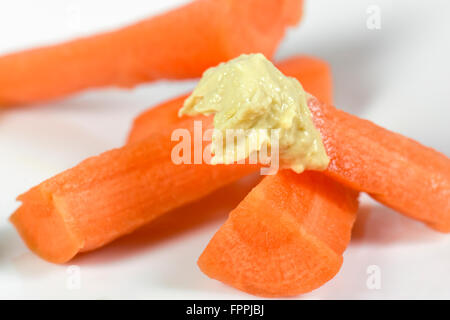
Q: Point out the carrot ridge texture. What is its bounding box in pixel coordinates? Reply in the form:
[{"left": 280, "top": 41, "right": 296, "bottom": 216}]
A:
[
  {"left": 0, "top": 0, "right": 303, "bottom": 106},
  {"left": 307, "top": 98, "right": 450, "bottom": 232},
  {"left": 198, "top": 171, "right": 359, "bottom": 297}
]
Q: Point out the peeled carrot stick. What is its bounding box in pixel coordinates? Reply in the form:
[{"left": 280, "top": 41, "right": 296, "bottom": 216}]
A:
[
  {"left": 10, "top": 56, "right": 331, "bottom": 263},
  {"left": 307, "top": 97, "right": 450, "bottom": 232},
  {"left": 0, "top": 0, "right": 303, "bottom": 106},
  {"left": 10, "top": 126, "right": 257, "bottom": 263},
  {"left": 198, "top": 171, "right": 359, "bottom": 297},
  {"left": 127, "top": 56, "right": 333, "bottom": 143}
]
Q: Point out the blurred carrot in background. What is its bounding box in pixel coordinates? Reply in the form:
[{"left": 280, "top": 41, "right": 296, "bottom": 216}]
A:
[{"left": 0, "top": 0, "right": 303, "bottom": 106}]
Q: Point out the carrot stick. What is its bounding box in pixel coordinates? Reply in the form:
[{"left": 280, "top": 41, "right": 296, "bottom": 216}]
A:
[
  {"left": 127, "top": 56, "right": 333, "bottom": 143},
  {"left": 10, "top": 127, "right": 258, "bottom": 263},
  {"left": 10, "top": 56, "right": 331, "bottom": 263},
  {"left": 198, "top": 171, "right": 359, "bottom": 297},
  {"left": 307, "top": 97, "right": 450, "bottom": 232},
  {"left": 0, "top": 0, "right": 303, "bottom": 106}
]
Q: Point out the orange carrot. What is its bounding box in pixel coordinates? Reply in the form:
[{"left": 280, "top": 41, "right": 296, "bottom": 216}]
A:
[
  {"left": 127, "top": 94, "right": 191, "bottom": 143},
  {"left": 127, "top": 56, "right": 333, "bottom": 143},
  {"left": 10, "top": 127, "right": 257, "bottom": 263},
  {"left": 0, "top": 0, "right": 303, "bottom": 106},
  {"left": 198, "top": 171, "right": 359, "bottom": 297}
]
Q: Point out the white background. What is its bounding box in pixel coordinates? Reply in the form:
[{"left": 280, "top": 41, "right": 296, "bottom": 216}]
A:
[{"left": 0, "top": 0, "right": 449, "bottom": 299}]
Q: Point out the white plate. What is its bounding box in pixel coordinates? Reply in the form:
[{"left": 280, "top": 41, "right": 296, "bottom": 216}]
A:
[{"left": 1, "top": 0, "right": 449, "bottom": 299}]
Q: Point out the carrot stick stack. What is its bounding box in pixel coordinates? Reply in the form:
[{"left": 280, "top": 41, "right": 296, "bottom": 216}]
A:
[
  {"left": 10, "top": 56, "right": 329, "bottom": 263},
  {"left": 198, "top": 97, "right": 450, "bottom": 297},
  {"left": 130, "top": 94, "right": 450, "bottom": 232},
  {"left": 10, "top": 54, "right": 450, "bottom": 267},
  {"left": 130, "top": 58, "right": 450, "bottom": 232}
]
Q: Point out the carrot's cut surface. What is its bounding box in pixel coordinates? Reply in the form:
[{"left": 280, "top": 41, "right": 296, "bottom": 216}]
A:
[
  {"left": 127, "top": 56, "right": 333, "bottom": 143},
  {"left": 0, "top": 0, "right": 303, "bottom": 106},
  {"left": 307, "top": 97, "right": 450, "bottom": 232},
  {"left": 198, "top": 171, "right": 359, "bottom": 297},
  {"left": 10, "top": 125, "right": 257, "bottom": 263},
  {"left": 10, "top": 187, "right": 84, "bottom": 263}
]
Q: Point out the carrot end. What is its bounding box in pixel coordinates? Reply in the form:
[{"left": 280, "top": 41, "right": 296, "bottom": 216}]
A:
[{"left": 10, "top": 188, "right": 83, "bottom": 263}]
